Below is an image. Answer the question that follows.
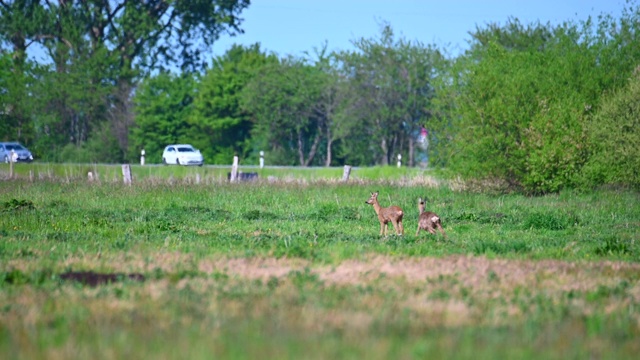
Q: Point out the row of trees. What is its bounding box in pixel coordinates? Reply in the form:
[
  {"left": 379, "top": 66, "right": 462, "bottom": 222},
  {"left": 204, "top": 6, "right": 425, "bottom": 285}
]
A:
[
  {"left": 2, "top": 0, "right": 639, "bottom": 192},
  {"left": 131, "top": 27, "right": 445, "bottom": 169},
  {"left": 0, "top": 0, "right": 249, "bottom": 160}
]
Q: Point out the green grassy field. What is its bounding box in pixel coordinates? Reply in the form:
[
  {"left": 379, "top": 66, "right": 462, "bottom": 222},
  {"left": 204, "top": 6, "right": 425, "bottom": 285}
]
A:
[
  {"left": 0, "top": 162, "right": 433, "bottom": 183},
  {"left": 1, "top": 166, "right": 639, "bottom": 359}
]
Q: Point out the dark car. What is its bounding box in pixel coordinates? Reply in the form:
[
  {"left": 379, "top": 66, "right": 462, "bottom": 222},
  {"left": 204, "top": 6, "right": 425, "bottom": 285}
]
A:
[{"left": 0, "top": 142, "right": 34, "bottom": 163}]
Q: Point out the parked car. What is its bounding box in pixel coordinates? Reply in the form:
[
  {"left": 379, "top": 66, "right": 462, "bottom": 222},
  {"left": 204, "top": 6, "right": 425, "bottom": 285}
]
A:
[
  {"left": 0, "top": 142, "right": 34, "bottom": 163},
  {"left": 162, "top": 144, "right": 204, "bottom": 166}
]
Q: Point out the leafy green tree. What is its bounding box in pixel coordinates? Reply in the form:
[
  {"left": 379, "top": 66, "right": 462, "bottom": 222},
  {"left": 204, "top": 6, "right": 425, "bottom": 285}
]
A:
[
  {"left": 590, "top": 2, "right": 640, "bottom": 93},
  {"left": 0, "top": 0, "right": 43, "bottom": 147},
  {"left": 189, "top": 44, "right": 277, "bottom": 164},
  {"left": 0, "top": 0, "right": 250, "bottom": 162},
  {"left": 303, "top": 44, "right": 350, "bottom": 166},
  {"left": 0, "top": 51, "right": 13, "bottom": 140},
  {"left": 335, "top": 24, "right": 443, "bottom": 166},
  {"left": 0, "top": 51, "right": 38, "bottom": 151},
  {"left": 242, "top": 56, "right": 327, "bottom": 166},
  {"left": 130, "top": 72, "right": 196, "bottom": 164}
]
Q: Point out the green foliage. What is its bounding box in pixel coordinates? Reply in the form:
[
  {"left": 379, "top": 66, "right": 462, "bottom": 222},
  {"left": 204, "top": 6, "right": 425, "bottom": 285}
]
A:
[
  {"left": 3, "top": 3, "right": 640, "bottom": 191},
  {"left": 0, "top": 52, "right": 36, "bottom": 145},
  {"left": 1, "top": 199, "right": 35, "bottom": 212},
  {"left": 53, "top": 125, "right": 124, "bottom": 163},
  {"left": 595, "top": 235, "right": 632, "bottom": 256},
  {"left": 241, "top": 56, "right": 328, "bottom": 166},
  {"left": 335, "top": 24, "right": 445, "bottom": 166},
  {"left": 0, "top": 269, "right": 53, "bottom": 286},
  {"left": 0, "top": 0, "right": 250, "bottom": 162},
  {"left": 582, "top": 72, "right": 640, "bottom": 189},
  {"left": 443, "top": 16, "right": 635, "bottom": 193},
  {"left": 130, "top": 73, "right": 197, "bottom": 164},
  {"left": 189, "top": 44, "right": 277, "bottom": 164},
  {"left": 0, "top": 52, "right": 9, "bottom": 137},
  {"left": 522, "top": 211, "right": 578, "bottom": 231}
]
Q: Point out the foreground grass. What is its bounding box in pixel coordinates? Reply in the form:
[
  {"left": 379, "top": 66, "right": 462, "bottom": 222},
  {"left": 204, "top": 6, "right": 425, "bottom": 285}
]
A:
[{"left": 1, "top": 179, "right": 639, "bottom": 359}]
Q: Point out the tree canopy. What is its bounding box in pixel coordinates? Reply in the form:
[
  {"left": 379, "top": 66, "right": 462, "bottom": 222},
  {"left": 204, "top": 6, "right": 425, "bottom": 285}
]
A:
[
  {"left": 2, "top": 1, "right": 640, "bottom": 192},
  {"left": 0, "top": 0, "right": 250, "bottom": 161}
]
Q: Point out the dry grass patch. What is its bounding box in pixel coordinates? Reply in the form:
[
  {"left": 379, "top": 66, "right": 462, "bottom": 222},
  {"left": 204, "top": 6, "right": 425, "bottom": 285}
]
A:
[
  {"left": 1, "top": 253, "right": 640, "bottom": 359},
  {"left": 3, "top": 253, "right": 640, "bottom": 330}
]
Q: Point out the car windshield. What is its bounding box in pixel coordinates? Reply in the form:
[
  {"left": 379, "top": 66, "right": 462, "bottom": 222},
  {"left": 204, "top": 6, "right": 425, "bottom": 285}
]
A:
[
  {"left": 177, "top": 147, "right": 195, "bottom": 152},
  {"left": 5, "top": 144, "right": 25, "bottom": 151}
]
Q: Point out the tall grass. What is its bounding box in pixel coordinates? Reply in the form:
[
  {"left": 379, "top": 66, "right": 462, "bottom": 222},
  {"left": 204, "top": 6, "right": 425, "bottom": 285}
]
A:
[
  {"left": 1, "top": 177, "right": 639, "bottom": 359},
  {"left": 1, "top": 180, "right": 638, "bottom": 262},
  {"left": 0, "top": 162, "right": 434, "bottom": 183}
]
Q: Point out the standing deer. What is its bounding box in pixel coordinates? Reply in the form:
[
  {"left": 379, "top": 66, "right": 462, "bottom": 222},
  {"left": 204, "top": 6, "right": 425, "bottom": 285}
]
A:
[
  {"left": 416, "top": 197, "right": 447, "bottom": 238},
  {"left": 365, "top": 191, "right": 404, "bottom": 236}
]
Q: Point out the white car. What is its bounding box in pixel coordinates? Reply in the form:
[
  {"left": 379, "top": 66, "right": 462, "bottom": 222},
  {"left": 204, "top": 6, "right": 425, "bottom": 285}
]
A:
[{"left": 162, "top": 144, "right": 204, "bottom": 166}]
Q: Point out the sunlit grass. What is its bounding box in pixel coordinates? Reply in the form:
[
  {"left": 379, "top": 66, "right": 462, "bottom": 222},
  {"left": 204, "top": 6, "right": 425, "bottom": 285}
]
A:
[
  {"left": 2, "top": 180, "right": 637, "bottom": 262},
  {"left": 1, "top": 177, "right": 639, "bottom": 359},
  {"left": 0, "top": 162, "right": 434, "bottom": 183}
]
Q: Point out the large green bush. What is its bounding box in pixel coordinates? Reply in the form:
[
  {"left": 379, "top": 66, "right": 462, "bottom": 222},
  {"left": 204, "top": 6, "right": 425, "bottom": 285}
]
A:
[
  {"left": 447, "top": 38, "right": 594, "bottom": 193},
  {"left": 582, "top": 72, "right": 640, "bottom": 189},
  {"left": 438, "top": 14, "right": 640, "bottom": 194}
]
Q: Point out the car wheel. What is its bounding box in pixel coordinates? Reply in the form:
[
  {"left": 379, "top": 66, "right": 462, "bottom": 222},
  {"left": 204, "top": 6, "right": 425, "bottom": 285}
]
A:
[
  {"left": 176, "top": 158, "right": 180, "bottom": 165},
  {"left": 162, "top": 158, "right": 168, "bottom": 165},
  {"left": 3, "top": 156, "right": 8, "bottom": 163},
  {"left": 198, "top": 163, "right": 203, "bottom": 167}
]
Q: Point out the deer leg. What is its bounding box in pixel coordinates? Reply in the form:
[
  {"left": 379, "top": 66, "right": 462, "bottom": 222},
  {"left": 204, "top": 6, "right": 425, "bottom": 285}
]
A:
[
  {"left": 416, "top": 225, "right": 421, "bottom": 236},
  {"left": 380, "top": 222, "right": 386, "bottom": 236},
  {"left": 437, "top": 223, "right": 447, "bottom": 238},
  {"left": 390, "top": 220, "right": 400, "bottom": 236},
  {"left": 398, "top": 220, "right": 404, "bottom": 235}
]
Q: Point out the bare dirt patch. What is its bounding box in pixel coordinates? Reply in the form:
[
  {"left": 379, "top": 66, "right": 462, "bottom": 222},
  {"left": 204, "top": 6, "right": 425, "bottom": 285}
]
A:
[
  {"left": 60, "top": 271, "right": 145, "bottom": 287},
  {"left": 196, "top": 255, "right": 640, "bottom": 290}
]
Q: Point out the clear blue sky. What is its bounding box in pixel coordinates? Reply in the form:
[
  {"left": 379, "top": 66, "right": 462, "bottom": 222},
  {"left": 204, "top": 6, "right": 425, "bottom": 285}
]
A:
[{"left": 211, "top": 0, "right": 627, "bottom": 58}]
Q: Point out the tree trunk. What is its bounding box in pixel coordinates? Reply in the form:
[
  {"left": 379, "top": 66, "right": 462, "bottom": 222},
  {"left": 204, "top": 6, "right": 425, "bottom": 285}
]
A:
[
  {"left": 409, "top": 137, "right": 415, "bottom": 167},
  {"left": 325, "top": 126, "right": 333, "bottom": 167},
  {"left": 109, "top": 80, "right": 135, "bottom": 159},
  {"left": 298, "top": 133, "right": 320, "bottom": 166},
  {"left": 325, "top": 137, "right": 333, "bottom": 167},
  {"left": 380, "top": 138, "right": 389, "bottom": 166},
  {"left": 297, "top": 132, "right": 305, "bottom": 165}
]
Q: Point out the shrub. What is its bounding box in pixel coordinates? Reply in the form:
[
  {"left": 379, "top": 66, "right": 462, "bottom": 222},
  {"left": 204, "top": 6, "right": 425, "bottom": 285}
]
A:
[{"left": 581, "top": 72, "right": 640, "bottom": 190}]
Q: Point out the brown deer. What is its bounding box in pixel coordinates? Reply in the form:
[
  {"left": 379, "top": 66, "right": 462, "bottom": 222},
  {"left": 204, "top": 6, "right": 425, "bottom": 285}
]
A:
[
  {"left": 365, "top": 191, "right": 404, "bottom": 236},
  {"left": 416, "top": 197, "right": 446, "bottom": 238}
]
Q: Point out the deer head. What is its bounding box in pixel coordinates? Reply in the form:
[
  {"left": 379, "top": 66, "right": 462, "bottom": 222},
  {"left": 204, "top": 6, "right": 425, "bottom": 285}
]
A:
[{"left": 365, "top": 191, "right": 379, "bottom": 205}]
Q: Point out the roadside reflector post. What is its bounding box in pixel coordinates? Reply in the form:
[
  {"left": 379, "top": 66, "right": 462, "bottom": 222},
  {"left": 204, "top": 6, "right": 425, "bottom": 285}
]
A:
[
  {"left": 9, "top": 150, "right": 15, "bottom": 178},
  {"left": 230, "top": 156, "right": 239, "bottom": 182}
]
